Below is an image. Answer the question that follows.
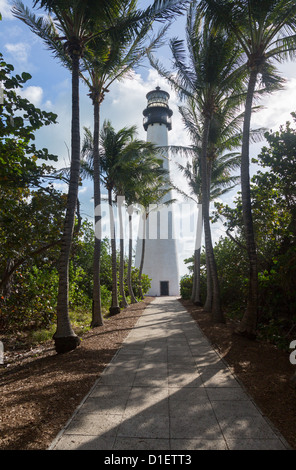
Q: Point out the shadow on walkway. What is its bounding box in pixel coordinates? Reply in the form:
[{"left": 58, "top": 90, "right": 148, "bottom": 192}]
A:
[{"left": 49, "top": 297, "right": 290, "bottom": 451}]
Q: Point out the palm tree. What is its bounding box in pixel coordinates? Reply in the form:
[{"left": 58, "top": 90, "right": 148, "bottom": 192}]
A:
[
  {"left": 97, "top": 120, "right": 165, "bottom": 315},
  {"left": 176, "top": 96, "right": 263, "bottom": 307},
  {"left": 13, "top": 0, "right": 188, "bottom": 351},
  {"left": 81, "top": 125, "right": 167, "bottom": 310},
  {"left": 80, "top": 15, "right": 171, "bottom": 325},
  {"left": 112, "top": 195, "right": 128, "bottom": 309},
  {"left": 199, "top": 0, "right": 296, "bottom": 336},
  {"left": 178, "top": 153, "right": 241, "bottom": 304},
  {"left": 68, "top": 128, "right": 129, "bottom": 310},
  {"left": 12, "top": 0, "right": 132, "bottom": 350},
  {"left": 13, "top": 0, "right": 110, "bottom": 352},
  {"left": 149, "top": 1, "right": 246, "bottom": 322}
]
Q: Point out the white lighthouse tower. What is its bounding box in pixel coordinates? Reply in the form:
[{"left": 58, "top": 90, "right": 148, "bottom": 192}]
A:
[{"left": 135, "top": 86, "right": 180, "bottom": 296}]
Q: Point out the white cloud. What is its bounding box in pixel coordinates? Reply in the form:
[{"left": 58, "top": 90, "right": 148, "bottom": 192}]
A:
[
  {"left": 0, "top": 0, "right": 13, "bottom": 19},
  {"left": 79, "top": 186, "right": 88, "bottom": 194},
  {"left": 4, "top": 42, "right": 31, "bottom": 64},
  {"left": 20, "top": 85, "right": 43, "bottom": 107},
  {"left": 52, "top": 181, "right": 68, "bottom": 194},
  {"left": 45, "top": 99, "right": 53, "bottom": 109},
  {"left": 251, "top": 77, "right": 296, "bottom": 131}
]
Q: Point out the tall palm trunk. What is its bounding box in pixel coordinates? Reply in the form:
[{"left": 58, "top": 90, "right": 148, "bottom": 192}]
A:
[
  {"left": 191, "top": 204, "right": 203, "bottom": 306},
  {"left": 127, "top": 210, "right": 137, "bottom": 303},
  {"left": 191, "top": 247, "right": 202, "bottom": 305},
  {"left": 91, "top": 95, "right": 104, "bottom": 327},
  {"left": 204, "top": 161, "right": 214, "bottom": 312},
  {"left": 108, "top": 187, "right": 120, "bottom": 315},
  {"left": 138, "top": 212, "right": 147, "bottom": 300},
  {"left": 118, "top": 196, "right": 128, "bottom": 308},
  {"left": 54, "top": 52, "right": 81, "bottom": 353},
  {"left": 204, "top": 250, "right": 212, "bottom": 311},
  {"left": 201, "top": 115, "right": 224, "bottom": 323},
  {"left": 237, "top": 69, "right": 258, "bottom": 337}
]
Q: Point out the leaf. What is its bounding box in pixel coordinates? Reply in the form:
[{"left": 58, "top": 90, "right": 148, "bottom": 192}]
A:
[{"left": 21, "top": 72, "right": 32, "bottom": 82}]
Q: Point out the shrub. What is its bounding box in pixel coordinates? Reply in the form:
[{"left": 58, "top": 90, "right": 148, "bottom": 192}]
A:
[{"left": 180, "top": 274, "right": 193, "bottom": 300}]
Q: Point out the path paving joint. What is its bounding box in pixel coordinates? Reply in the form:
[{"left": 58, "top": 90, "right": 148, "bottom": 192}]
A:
[{"left": 49, "top": 297, "right": 290, "bottom": 451}]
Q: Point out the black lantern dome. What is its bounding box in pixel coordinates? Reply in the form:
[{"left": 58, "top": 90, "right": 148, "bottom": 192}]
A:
[{"left": 143, "top": 86, "right": 173, "bottom": 131}]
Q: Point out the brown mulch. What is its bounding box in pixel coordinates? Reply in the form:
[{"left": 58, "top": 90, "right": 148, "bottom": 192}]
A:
[
  {"left": 0, "top": 297, "right": 154, "bottom": 451},
  {"left": 0, "top": 295, "right": 295, "bottom": 450},
  {"left": 180, "top": 299, "right": 296, "bottom": 450}
]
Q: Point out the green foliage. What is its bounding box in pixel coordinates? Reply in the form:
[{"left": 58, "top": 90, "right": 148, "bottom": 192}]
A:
[
  {"left": 69, "top": 263, "right": 92, "bottom": 311},
  {"left": 100, "top": 284, "right": 112, "bottom": 309},
  {"left": 0, "top": 53, "right": 58, "bottom": 187},
  {"left": 0, "top": 54, "right": 64, "bottom": 314},
  {"left": 210, "top": 114, "right": 296, "bottom": 347},
  {"left": 0, "top": 214, "right": 151, "bottom": 336},
  {"left": 180, "top": 274, "right": 193, "bottom": 300},
  {"left": 0, "top": 186, "right": 66, "bottom": 301},
  {"left": 213, "top": 237, "right": 248, "bottom": 316},
  {"left": 0, "top": 266, "right": 58, "bottom": 331},
  {"left": 131, "top": 269, "right": 151, "bottom": 299}
]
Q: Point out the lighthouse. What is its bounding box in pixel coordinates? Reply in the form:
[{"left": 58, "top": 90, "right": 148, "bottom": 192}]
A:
[{"left": 135, "top": 87, "right": 180, "bottom": 296}]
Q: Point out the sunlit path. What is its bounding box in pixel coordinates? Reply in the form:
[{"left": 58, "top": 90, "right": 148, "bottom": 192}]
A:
[{"left": 49, "top": 297, "right": 289, "bottom": 451}]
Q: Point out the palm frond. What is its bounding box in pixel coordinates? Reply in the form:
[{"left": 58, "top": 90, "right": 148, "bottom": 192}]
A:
[{"left": 12, "top": 1, "right": 68, "bottom": 63}]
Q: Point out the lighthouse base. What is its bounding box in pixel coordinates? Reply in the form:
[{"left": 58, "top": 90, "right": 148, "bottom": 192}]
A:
[{"left": 135, "top": 238, "right": 180, "bottom": 297}]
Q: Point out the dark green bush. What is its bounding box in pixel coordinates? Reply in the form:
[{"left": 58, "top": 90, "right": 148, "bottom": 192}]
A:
[{"left": 180, "top": 274, "right": 193, "bottom": 300}]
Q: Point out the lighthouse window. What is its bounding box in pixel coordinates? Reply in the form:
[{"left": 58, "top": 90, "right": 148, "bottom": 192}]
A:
[{"left": 147, "top": 99, "right": 167, "bottom": 108}]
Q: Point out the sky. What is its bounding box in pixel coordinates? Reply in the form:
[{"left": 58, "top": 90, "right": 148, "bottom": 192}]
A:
[{"left": 1, "top": 0, "right": 296, "bottom": 277}]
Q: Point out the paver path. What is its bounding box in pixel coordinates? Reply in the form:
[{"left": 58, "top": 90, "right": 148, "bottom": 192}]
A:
[{"left": 49, "top": 297, "right": 289, "bottom": 450}]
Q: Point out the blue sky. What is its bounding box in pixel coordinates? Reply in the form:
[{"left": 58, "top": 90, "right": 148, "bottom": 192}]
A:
[{"left": 1, "top": 0, "right": 296, "bottom": 276}]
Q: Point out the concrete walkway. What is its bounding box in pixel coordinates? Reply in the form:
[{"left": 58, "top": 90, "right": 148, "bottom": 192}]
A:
[{"left": 49, "top": 297, "right": 290, "bottom": 451}]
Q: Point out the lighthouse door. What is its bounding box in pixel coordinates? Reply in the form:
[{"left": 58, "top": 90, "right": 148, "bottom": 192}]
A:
[{"left": 160, "top": 281, "right": 169, "bottom": 296}]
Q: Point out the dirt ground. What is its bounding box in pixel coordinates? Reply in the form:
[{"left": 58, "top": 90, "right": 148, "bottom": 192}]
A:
[{"left": 0, "top": 296, "right": 296, "bottom": 450}]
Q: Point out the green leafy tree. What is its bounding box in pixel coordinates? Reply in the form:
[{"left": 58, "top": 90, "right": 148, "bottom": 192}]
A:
[
  {"left": 0, "top": 52, "right": 58, "bottom": 187},
  {"left": 0, "top": 54, "right": 61, "bottom": 301},
  {"left": 252, "top": 114, "right": 296, "bottom": 239},
  {"left": 199, "top": 0, "right": 296, "bottom": 337},
  {"left": 214, "top": 116, "right": 296, "bottom": 341},
  {"left": 0, "top": 186, "right": 66, "bottom": 295}
]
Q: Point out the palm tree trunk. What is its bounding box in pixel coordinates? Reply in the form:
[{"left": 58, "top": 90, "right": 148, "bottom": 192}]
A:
[
  {"left": 54, "top": 52, "right": 81, "bottom": 353},
  {"left": 108, "top": 188, "right": 120, "bottom": 315},
  {"left": 203, "top": 250, "right": 212, "bottom": 311},
  {"left": 191, "top": 252, "right": 197, "bottom": 302},
  {"left": 119, "top": 237, "right": 128, "bottom": 308},
  {"left": 191, "top": 204, "right": 203, "bottom": 306},
  {"left": 92, "top": 95, "right": 104, "bottom": 327},
  {"left": 138, "top": 212, "right": 147, "bottom": 300},
  {"left": 191, "top": 248, "right": 202, "bottom": 306},
  {"left": 236, "top": 68, "right": 258, "bottom": 338},
  {"left": 201, "top": 115, "right": 224, "bottom": 323},
  {"left": 127, "top": 212, "right": 137, "bottom": 303},
  {"left": 118, "top": 197, "right": 128, "bottom": 308}
]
